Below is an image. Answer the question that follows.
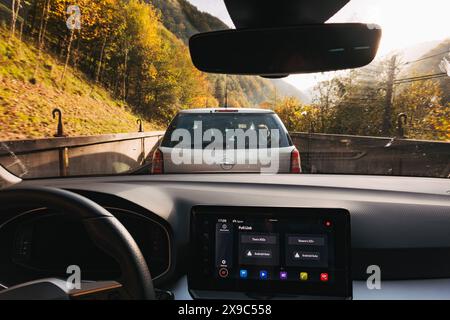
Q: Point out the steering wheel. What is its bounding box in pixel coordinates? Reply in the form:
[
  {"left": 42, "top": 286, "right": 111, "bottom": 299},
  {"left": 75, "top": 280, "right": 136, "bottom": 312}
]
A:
[{"left": 0, "top": 187, "right": 155, "bottom": 300}]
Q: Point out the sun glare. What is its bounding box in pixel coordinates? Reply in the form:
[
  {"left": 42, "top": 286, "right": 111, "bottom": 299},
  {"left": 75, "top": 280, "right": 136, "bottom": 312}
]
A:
[{"left": 330, "top": 0, "right": 449, "bottom": 56}]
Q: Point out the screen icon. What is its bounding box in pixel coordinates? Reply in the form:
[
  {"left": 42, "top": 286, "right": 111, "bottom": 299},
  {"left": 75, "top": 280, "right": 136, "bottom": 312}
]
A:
[
  {"left": 240, "top": 269, "right": 248, "bottom": 279},
  {"left": 279, "top": 271, "right": 288, "bottom": 280},
  {"left": 218, "top": 268, "right": 229, "bottom": 278},
  {"left": 300, "top": 272, "right": 308, "bottom": 281},
  {"left": 259, "top": 270, "right": 268, "bottom": 280},
  {"left": 320, "top": 273, "right": 329, "bottom": 282}
]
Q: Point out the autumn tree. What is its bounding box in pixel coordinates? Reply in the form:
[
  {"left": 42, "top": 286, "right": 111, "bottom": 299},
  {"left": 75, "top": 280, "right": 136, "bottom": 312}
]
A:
[
  {"left": 426, "top": 102, "right": 450, "bottom": 140},
  {"left": 274, "top": 98, "right": 320, "bottom": 133},
  {"left": 394, "top": 79, "right": 447, "bottom": 140},
  {"left": 312, "top": 77, "right": 343, "bottom": 133},
  {"left": 4, "top": 0, "right": 220, "bottom": 125}
]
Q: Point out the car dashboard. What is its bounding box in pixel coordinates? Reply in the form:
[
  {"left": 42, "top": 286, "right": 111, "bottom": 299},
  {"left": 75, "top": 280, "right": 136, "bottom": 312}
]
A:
[{"left": 1, "top": 174, "right": 450, "bottom": 300}]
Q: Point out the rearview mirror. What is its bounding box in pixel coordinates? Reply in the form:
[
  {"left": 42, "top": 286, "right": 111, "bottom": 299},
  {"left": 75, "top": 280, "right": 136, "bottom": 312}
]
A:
[{"left": 189, "top": 23, "right": 382, "bottom": 77}]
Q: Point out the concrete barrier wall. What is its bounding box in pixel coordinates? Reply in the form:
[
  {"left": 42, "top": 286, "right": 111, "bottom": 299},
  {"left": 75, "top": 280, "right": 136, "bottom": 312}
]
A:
[
  {"left": 0, "top": 132, "right": 164, "bottom": 178},
  {"left": 1, "top": 131, "right": 448, "bottom": 179},
  {"left": 291, "top": 132, "right": 450, "bottom": 178}
]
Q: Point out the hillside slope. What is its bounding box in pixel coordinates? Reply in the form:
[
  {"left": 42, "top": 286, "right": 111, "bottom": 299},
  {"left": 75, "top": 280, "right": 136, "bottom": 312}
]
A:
[
  {"left": 401, "top": 39, "right": 450, "bottom": 102},
  {"left": 0, "top": 28, "right": 158, "bottom": 140},
  {"left": 149, "top": 0, "right": 309, "bottom": 105},
  {"left": 149, "top": 0, "right": 228, "bottom": 41}
]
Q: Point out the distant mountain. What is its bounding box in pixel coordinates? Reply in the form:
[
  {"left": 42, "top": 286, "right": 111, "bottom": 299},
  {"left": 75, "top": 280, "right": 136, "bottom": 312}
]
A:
[
  {"left": 359, "top": 39, "right": 450, "bottom": 103},
  {"left": 148, "top": 0, "right": 308, "bottom": 106},
  {"left": 402, "top": 39, "right": 449, "bottom": 74},
  {"left": 400, "top": 39, "right": 450, "bottom": 102},
  {"left": 149, "top": 0, "right": 228, "bottom": 42},
  {"left": 391, "top": 40, "right": 442, "bottom": 65},
  {"left": 271, "top": 79, "right": 310, "bottom": 103}
]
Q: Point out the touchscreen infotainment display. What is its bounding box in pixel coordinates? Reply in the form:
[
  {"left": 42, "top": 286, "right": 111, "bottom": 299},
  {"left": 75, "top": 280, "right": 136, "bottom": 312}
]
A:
[{"left": 189, "top": 206, "right": 351, "bottom": 299}]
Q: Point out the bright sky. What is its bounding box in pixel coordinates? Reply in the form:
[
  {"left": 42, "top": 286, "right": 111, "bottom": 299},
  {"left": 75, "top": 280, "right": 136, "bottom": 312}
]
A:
[{"left": 188, "top": 0, "right": 450, "bottom": 90}]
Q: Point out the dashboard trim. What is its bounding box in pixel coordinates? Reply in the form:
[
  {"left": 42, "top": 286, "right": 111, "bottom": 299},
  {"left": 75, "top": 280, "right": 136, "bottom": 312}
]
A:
[
  {"left": 103, "top": 206, "right": 172, "bottom": 281},
  {"left": 0, "top": 207, "right": 47, "bottom": 231},
  {"left": 0, "top": 206, "right": 172, "bottom": 282}
]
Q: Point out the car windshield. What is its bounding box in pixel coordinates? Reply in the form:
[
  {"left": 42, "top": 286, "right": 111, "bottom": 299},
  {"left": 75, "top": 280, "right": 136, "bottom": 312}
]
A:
[{"left": 0, "top": 0, "right": 448, "bottom": 179}]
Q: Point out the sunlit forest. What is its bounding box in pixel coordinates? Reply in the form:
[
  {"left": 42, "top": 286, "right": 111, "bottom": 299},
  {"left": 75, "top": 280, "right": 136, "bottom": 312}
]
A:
[
  {"left": 272, "top": 48, "right": 450, "bottom": 141},
  {"left": 0, "top": 0, "right": 448, "bottom": 141}
]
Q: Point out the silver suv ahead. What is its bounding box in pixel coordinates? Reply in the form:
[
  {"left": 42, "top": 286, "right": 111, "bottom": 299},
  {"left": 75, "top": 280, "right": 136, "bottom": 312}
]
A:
[{"left": 152, "top": 108, "right": 301, "bottom": 174}]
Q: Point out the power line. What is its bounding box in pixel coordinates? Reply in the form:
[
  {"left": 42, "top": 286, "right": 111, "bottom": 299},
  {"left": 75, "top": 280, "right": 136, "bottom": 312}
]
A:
[
  {"left": 360, "top": 67, "right": 384, "bottom": 73},
  {"left": 401, "top": 50, "right": 450, "bottom": 66},
  {"left": 395, "top": 72, "right": 446, "bottom": 82},
  {"left": 394, "top": 72, "right": 447, "bottom": 84},
  {"left": 395, "top": 76, "right": 447, "bottom": 85}
]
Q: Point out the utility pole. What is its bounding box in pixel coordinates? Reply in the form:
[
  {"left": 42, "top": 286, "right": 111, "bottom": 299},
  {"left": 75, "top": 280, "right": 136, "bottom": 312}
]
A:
[
  {"left": 224, "top": 75, "right": 228, "bottom": 108},
  {"left": 383, "top": 55, "right": 397, "bottom": 135},
  {"left": 274, "top": 86, "right": 277, "bottom": 109}
]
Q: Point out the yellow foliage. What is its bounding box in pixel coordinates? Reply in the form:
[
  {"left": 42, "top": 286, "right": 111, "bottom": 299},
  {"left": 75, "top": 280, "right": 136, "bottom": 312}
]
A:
[
  {"left": 273, "top": 97, "right": 319, "bottom": 132},
  {"left": 395, "top": 80, "right": 448, "bottom": 140}
]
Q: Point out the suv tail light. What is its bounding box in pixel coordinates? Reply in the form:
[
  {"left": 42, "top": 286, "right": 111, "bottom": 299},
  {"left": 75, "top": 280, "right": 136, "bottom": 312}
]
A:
[
  {"left": 290, "top": 148, "right": 302, "bottom": 173},
  {"left": 151, "top": 149, "right": 164, "bottom": 174}
]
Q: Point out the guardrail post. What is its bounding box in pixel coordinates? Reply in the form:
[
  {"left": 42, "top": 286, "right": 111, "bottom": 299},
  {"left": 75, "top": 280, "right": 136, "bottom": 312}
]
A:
[
  {"left": 136, "top": 119, "right": 145, "bottom": 164},
  {"left": 52, "top": 109, "right": 69, "bottom": 176},
  {"left": 59, "top": 147, "right": 69, "bottom": 177},
  {"left": 137, "top": 119, "right": 144, "bottom": 133},
  {"left": 397, "top": 113, "right": 408, "bottom": 139},
  {"left": 52, "top": 108, "right": 67, "bottom": 138}
]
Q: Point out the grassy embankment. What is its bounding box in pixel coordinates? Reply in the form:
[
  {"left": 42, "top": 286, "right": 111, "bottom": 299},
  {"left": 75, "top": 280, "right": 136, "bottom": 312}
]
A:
[{"left": 0, "top": 23, "right": 159, "bottom": 141}]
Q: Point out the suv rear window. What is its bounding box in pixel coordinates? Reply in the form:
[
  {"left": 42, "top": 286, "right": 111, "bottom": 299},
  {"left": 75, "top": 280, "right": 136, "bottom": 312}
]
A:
[{"left": 161, "top": 113, "right": 292, "bottom": 149}]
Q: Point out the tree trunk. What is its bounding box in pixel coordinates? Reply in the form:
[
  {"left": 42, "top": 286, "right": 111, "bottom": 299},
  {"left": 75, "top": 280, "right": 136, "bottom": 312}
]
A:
[
  {"left": 122, "top": 48, "right": 129, "bottom": 99},
  {"left": 40, "top": 0, "right": 50, "bottom": 47},
  {"left": 60, "top": 34, "right": 67, "bottom": 58},
  {"left": 32, "top": 0, "right": 50, "bottom": 80},
  {"left": 10, "top": 0, "right": 21, "bottom": 39},
  {"left": 89, "top": 37, "right": 108, "bottom": 96},
  {"left": 61, "top": 29, "right": 75, "bottom": 82},
  {"left": 95, "top": 37, "right": 108, "bottom": 84},
  {"left": 29, "top": 0, "right": 39, "bottom": 36},
  {"left": 37, "top": 0, "right": 48, "bottom": 45},
  {"left": 10, "top": 0, "right": 16, "bottom": 37},
  {"left": 72, "top": 34, "right": 81, "bottom": 70},
  {"left": 113, "top": 72, "right": 119, "bottom": 97},
  {"left": 19, "top": 19, "right": 24, "bottom": 41}
]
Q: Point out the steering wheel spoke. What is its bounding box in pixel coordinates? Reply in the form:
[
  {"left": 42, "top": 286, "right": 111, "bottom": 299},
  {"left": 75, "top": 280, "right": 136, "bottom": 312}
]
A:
[{"left": 0, "top": 278, "right": 127, "bottom": 300}]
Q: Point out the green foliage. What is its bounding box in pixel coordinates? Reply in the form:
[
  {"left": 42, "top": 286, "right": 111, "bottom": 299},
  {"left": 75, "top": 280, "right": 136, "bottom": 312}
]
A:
[
  {"left": 273, "top": 98, "right": 318, "bottom": 133},
  {"left": 149, "top": 0, "right": 306, "bottom": 108},
  {"left": 0, "top": 27, "right": 158, "bottom": 140},
  {"left": 2, "top": 0, "right": 218, "bottom": 128},
  {"left": 274, "top": 63, "right": 449, "bottom": 141},
  {"left": 395, "top": 80, "right": 449, "bottom": 140}
]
